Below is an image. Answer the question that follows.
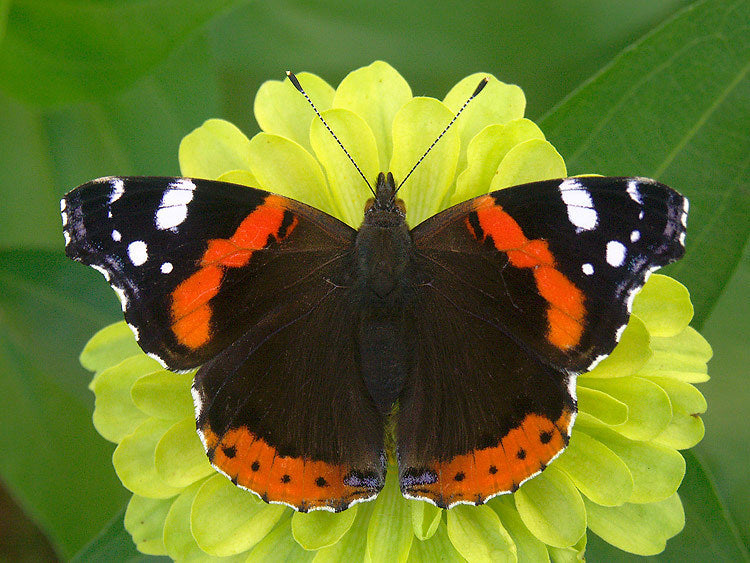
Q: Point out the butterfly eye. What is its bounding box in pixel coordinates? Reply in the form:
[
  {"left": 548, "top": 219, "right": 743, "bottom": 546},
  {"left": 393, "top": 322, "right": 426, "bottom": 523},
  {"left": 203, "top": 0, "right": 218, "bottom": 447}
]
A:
[
  {"left": 395, "top": 199, "right": 406, "bottom": 214},
  {"left": 364, "top": 198, "right": 375, "bottom": 212}
]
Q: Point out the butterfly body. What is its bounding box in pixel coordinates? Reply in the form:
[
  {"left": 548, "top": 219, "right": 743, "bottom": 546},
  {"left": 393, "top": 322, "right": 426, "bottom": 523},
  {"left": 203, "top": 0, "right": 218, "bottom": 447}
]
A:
[{"left": 62, "top": 173, "right": 688, "bottom": 511}]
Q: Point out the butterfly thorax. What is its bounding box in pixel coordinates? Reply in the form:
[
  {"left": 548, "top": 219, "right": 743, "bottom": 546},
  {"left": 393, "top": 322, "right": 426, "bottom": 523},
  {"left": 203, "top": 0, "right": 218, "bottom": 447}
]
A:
[{"left": 355, "top": 172, "right": 416, "bottom": 412}]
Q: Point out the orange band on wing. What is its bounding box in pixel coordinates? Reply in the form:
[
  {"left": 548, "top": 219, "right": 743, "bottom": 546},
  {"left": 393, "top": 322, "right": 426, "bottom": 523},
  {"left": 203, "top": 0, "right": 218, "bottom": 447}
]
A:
[
  {"left": 402, "top": 409, "right": 573, "bottom": 507},
  {"left": 200, "top": 425, "right": 380, "bottom": 512},
  {"left": 170, "top": 195, "right": 298, "bottom": 349},
  {"left": 470, "top": 196, "right": 585, "bottom": 350}
]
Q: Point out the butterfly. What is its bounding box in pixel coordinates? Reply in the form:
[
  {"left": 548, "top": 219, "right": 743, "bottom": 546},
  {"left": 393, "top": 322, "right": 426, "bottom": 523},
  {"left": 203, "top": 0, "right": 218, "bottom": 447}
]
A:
[{"left": 62, "top": 166, "right": 687, "bottom": 512}]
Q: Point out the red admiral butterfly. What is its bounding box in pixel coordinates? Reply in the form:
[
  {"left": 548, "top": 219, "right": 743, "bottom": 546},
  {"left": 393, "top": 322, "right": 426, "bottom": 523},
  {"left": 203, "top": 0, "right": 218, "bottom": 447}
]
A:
[{"left": 62, "top": 75, "right": 688, "bottom": 512}]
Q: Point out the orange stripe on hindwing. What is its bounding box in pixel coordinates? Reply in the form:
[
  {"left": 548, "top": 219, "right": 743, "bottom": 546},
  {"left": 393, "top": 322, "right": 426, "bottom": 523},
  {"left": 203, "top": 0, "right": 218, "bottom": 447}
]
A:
[
  {"left": 470, "top": 196, "right": 586, "bottom": 350},
  {"left": 170, "top": 195, "right": 298, "bottom": 349},
  {"left": 403, "top": 409, "right": 574, "bottom": 507},
  {"left": 200, "top": 425, "right": 380, "bottom": 511}
]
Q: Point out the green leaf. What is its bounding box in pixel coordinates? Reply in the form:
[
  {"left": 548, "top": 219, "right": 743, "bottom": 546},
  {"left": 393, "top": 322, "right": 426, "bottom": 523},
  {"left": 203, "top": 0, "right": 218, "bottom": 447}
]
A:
[
  {"left": 178, "top": 119, "right": 254, "bottom": 180},
  {"left": 410, "top": 499, "right": 443, "bottom": 540},
  {"left": 190, "top": 474, "right": 286, "bottom": 556},
  {"left": 490, "top": 496, "right": 550, "bottom": 563},
  {"left": 249, "top": 514, "right": 316, "bottom": 562},
  {"left": 154, "top": 417, "right": 214, "bottom": 489},
  {"left": 366, "top": 469, "right": 414, "bottom": 563},
  {"left": 333, "top": 61, "right": 412, "bottom": 173},
  {"left": 581, "top": 315, "right": 651, "bottom": 379},
  {"left": 313, "top": 500, "right": 375, "bottom": 562},
  {"left": 80, "top": 322, "right": 142, "bottom": 374},
  {"left": 554, "top": 431, "right": 633, "bottom": 507},
  {"left": 539, "top": 0, "right": 750, "bottom": 326},
  {"left": 72, "top": 505, "right": 166, "bottom": 563},
  {"left": 579, "top": 376, "right": 672, "bottom": 441},
  {"left": 91, "top": 356, "right": 159, "bottom": 442},
  {"left": 113, "top": 418, "right": 183, "bottom": 499},
  {"left": 0, "top": 0, "right": 234, "bottom": 105},
  {"left": 292, "top": 504, "right": 358, "bottom": 550},
  {"left": 584, "top": 494, "right": 684, "bottom": 556},
  {"left": 130, "top": 370, "right": 194, "bottom": 421},
  {"left": 446, "top": 504, "right": 516, "bottom": 562},
  {"left": 255, "top": 72, "right": 335, "bottom": 153},
  {"left": 514, "top": 466, "right": 587, "bottom": 548},
  {"left": 632, "top": 275, "right": 693, "bottom": 337},
  {"left": 389, "top": 97, "right": 460, "bottom": 225},
  {"left": 0, "top": 250, "right": 127, "bottom": 557},
  {"left": 123, "top": 495, "right": 173, "bottom": 556}
]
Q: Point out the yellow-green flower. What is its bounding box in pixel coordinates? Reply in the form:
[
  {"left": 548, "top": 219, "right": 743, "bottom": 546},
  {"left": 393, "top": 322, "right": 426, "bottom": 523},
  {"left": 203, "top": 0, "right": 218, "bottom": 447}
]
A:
[{"left": 83, "top": 61, "right": 711, "bottom": 561}]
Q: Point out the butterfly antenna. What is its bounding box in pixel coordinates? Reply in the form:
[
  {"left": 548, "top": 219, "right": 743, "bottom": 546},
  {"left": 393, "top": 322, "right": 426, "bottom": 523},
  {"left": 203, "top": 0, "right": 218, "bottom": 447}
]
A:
[
  {"left": 395, "top": 77, "right": 488, "bottom": 195},
  {"left": 286, "top": 71, "right": 375, "bottom": 196}
]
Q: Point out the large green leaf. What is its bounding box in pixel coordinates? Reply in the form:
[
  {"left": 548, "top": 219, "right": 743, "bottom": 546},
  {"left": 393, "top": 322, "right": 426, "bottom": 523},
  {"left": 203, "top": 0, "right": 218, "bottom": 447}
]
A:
[
  {"left": 0, "top": 250, "right": 126, "bottom": 558},
  {"left": 0, "top": 0, "right": 233, "bottom": 105},
  {"left": 539, "top": 0, "right": 750, "bottom": 327}
]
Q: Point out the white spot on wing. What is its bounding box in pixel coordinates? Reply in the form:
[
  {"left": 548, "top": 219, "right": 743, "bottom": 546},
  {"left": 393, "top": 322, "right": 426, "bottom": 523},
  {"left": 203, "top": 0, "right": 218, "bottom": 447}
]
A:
[
  {"left": 630, "top": 230, "right": 640, "bottom": 243},
  {"left": 587, "top": 354, "right": 608, "bottom": 371},
  {"left": 160, "top": 262, "right": 173, "bottom": 274},
  {"left": 627, "top": 179, "right": 643, "bottom": 204},
  {"left": 91, "top": 264, "right": 111, "bottom": 282},
  {"left": 63, "top": 230, "right": 71, "bottom": 246},
  {"left": 60, "top": 199, "right": 66, "bottom": 212},
  {"left": 127, "top": 240, "right": 148, "bottom": 266},
  {"left": 582, "top": 263, "right": 594, "bottom": 276},
  {"left": 638, "top": 210, "right": 645, "bottom": 220},
  {"left": 156, "top": 179, "right": 196, "bottom": 231},
  {"left": 566, "top": 374, "right": 578, "bottom": 403},
  {"left": 127, "top": 323, "right": 139, "bottom": 340},
  {"left": 559, "top": 179, "right": 598, "bottom": 232},
  {"left": 109, "top": 178, "right": 125, "bottom": 204},
  {"left": 606, "top": 240, "right": 626, "bottom": 267},
  {"left": 112, "top": 285, "right": 128, "bottom": 312},
  {"left": 679, "top": 231, "right": 686, "bottom": 245},
  {"left": 146, "top": 352, "right": 169, "bottom": 369},
  {"left": 111, "top": 229, "right": 121, "bottom": 242}
]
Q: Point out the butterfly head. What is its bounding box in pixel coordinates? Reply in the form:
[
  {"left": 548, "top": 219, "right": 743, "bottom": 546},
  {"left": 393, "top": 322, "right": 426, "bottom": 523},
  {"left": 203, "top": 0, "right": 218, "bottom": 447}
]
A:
[{"left": 364, "top": 172, "right": 406, "bottom": 219}]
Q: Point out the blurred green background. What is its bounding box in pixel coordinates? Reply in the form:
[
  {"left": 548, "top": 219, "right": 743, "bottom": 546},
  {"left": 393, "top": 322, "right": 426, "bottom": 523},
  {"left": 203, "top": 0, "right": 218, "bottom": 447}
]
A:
[{"left": 0, "top": 0, "right": 747, "bottom": 560}]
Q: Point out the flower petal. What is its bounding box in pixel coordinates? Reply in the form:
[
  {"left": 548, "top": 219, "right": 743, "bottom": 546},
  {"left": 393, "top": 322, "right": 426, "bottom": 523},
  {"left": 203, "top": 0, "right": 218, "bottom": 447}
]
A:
[
  {"left": 248, "top": 514, "right": 316, "bottom": 562},
  {"left": 490, "top": 496, "right": 550, "bottom": 562},
  {"left": 91, "top": 356, "right": 161, "bottom": 443},
  {"left": 632, "top": 274, "right": 693, "bottom": 337},
  {"left": 577, "top": 386, "right": 628, "bottom": 426},
  {"left": 217, "top": 169, "right": 259, "bottom": 187},
  {"left": 292, "top": 504, "right": 358, "bottom": 550},
  {"left": 546, "top": 533, "right": 587, "bottom": 563},
  {"left": 443, "top": 74, "right": 526, "bottom": 178},
  {"left": 647, "top": 377, "right": 707, "bottom": 449},
  {"left": 578, "top": 424, "right": 685, "bottom": 503},
  {"left": 390, "top": 97, "right": 460, "bottom": 225},
  {"left": 410, "top": 499, "right": 443, "bottom": 540},
  {"left": 254, "top": 72, "right": 335, "bottom": 152},
  {"left": 367, "top": 469, "right": 414, "bottom": 563},
  {"left": 584, "top": 493, "right": 684, "bottom": 556},
  {"left": 81, "top": 321, "right": 142, "bottom": 375},
  {"left": 490, "top": 139, "right": 567, "bottom": 191},
  {"left": 580, "top": 316, "right": 651, "bottom": 379},
  {"left": 514, "top": 465, "right": 586, "bottom": 548},
  {"left": 407, "top": 524, "right": 467, "bottom": 563},
  {"left": 247, "top": 133, "right": 336, "bottom": 216},
  {"left": 130, "top": 369, "right": 194, "bottom": 420},
  {"left": 310, "top": 108, "right": 379, "bottom": 226},
  {"left": 638, "top": 326, "right": 712, "bottom": 383},
  {"left": 446, "top": 504, "right": 516, "bottom": 562},
  {"left": 191, "top": 474, "right": 286, "bottom": 556},
  {"left": 333, "top": 61, "right": 412, "bottom": 172},
  {"left": 579, "top": 376, "right": 672, "bottom": 441},
  {"left": 179, "top": 119, "right": 253, "bottom": 179},
  {"left": 451, "top": 119, "right": 545, "bottom": 205},
  {"left": 124, "top": 494, "right": 173, "bottom": 556},
  {"left": 553, "top": 431, "right": 633, "bottom": 507},
  {"left": 154, "top": 417, "right": 214, "bottom": 488},
  {"left": 313, "top": 500, "right": 375, "bottom": 562},
  {"left": 113, "top": 417, "right": 183, "bottom": 498},
  {"left": 162, "top": 478, "right": 221, "bottom": 561}
]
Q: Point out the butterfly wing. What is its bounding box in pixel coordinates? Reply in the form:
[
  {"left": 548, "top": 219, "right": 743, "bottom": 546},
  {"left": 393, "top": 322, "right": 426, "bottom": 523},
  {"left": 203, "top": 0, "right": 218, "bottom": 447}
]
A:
[
  {"left": 398, "top": 177, "right": 687, "bottom": 507},
  {"left": 63, "top": 177, "right": 385, "bottom": 511}
]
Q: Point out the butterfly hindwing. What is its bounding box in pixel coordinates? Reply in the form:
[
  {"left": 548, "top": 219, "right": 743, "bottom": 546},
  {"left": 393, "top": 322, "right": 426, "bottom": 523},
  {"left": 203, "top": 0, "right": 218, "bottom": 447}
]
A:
[
  {"left": 398, "top": 177, "right": 687, "bottom": 507},
  {"left": 63, "top": 176, "right": 386, "bottom": 511}
]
